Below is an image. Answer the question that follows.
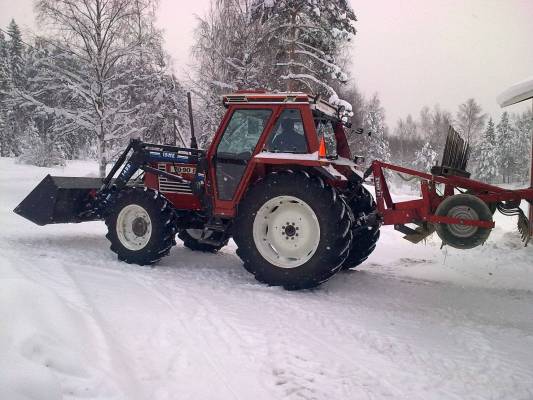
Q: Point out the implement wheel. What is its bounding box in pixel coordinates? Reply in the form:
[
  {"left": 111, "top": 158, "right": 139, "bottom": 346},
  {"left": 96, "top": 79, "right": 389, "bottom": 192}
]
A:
[
  {"left": 435, "top": 194, "right": 493, "bottom": 250},
  {"left": 233, "top": 171, "right": 352, "bottom": 290}
]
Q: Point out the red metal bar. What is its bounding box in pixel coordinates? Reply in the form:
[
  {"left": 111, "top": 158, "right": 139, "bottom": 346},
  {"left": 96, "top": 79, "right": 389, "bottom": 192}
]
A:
[
  {"left": 426, "top": 215, "right": 494, "bottom": 229},
  {"left": 370, "top": 160, "right": 533, "bottom": 230},
  {"left": 375, "top": 161, "right": 532, "bottom": 194}
]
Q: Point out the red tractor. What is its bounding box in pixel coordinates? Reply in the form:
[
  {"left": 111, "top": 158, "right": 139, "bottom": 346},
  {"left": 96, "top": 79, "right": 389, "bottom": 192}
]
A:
[
  {"left": 15, "top": 91, "right": 533, "bottom": 289},
  {"left": 15, "top": 92, "right": 380, "bottom": 289}
]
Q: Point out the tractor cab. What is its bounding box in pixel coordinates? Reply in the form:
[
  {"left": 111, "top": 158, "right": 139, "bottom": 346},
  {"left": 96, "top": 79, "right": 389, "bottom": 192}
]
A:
[{"left": 205, "top": 92, "right": 362, "bottom": 217}]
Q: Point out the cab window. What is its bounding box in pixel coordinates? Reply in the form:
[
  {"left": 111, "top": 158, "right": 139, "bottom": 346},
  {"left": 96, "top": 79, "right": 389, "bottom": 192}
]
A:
[
  {"left": 215, "top": 109, "right": 272, "bottom": 200},
  {"left": 315, "top": 118, "right": 338, "bottom": 158},
  {"left": 265, "top": 109, "right": 307, "bottom": 153},
  {"left": 217, "top": 109, "right": 272, "bottom": 158}
]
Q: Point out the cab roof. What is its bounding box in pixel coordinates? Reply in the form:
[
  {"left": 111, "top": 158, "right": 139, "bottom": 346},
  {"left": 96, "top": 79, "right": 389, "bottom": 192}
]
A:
[{"left": 222, "top": 91, "right": 341, "bottom": 121}]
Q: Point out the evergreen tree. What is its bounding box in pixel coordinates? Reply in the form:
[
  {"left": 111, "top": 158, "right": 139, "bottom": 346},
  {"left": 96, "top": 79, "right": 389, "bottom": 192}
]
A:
[
  {"left": 512, "top": 111, "right": 533, "bottom": 183},
  {"left": 7, "top": 19, "right": 25, "bottom": 88},
  {"left": 364, "top": 93, "right": 390, "bottom": 164},
  {"left": 0, "top": 30, "right": 10, "bottom": 156},
  {"left": 495, "top": 112, "right": 515, "bottom": 183},
  {"left": 252, "top": 0, "right": 356, "bottom": 97},
  {"left": 475, "top": 118, "right": 498, "bottom": 183}
]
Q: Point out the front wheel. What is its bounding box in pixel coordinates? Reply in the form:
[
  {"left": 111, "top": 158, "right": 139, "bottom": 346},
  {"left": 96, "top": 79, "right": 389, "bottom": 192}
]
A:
[
  {"left": 234, "top": 171, "right": 353, "bottom": 290},
  {"left": 105, "top": 187, "right": 177, "bottom": 265}
]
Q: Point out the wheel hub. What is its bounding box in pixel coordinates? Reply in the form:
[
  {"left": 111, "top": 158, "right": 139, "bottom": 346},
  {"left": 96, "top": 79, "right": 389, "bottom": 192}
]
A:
[
  {"left": 282, "top": 223, "right": 298, "bottom": 238},
  {"left": 116, "top": 204, "right": 152, "bottom": 251},
  {"left": 252, "top": 196, "right": 320, "bottom": 269},
  {"left": 132, "top": 217, "right": 148, "bottom": 237},
  {"left": 447, "top": 205, "right": 479, "bottom": 238}
]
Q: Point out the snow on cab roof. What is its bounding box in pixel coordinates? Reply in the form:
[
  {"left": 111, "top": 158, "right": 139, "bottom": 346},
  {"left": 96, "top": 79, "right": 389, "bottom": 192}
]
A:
[{"left": 497, "top": 75, "right": 533, "bottom": 107}]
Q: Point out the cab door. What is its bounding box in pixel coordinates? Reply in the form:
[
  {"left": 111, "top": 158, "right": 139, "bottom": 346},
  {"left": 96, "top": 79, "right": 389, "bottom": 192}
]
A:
[{"left": 209, "top": 107, "right": 275, "bottom": 215}]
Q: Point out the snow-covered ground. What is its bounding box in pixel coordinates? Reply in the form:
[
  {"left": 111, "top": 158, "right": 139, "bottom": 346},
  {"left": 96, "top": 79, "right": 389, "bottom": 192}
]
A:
[{"left": 1, "top": 157, "right": 532, "bottom": 400}]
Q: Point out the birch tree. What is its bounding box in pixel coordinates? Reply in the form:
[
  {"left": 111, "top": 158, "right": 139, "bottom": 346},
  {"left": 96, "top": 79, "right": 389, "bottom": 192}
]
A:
[
  {"left": 455, "top": 98, "right": 486, "bottom": 144},
  {"left": 192, "top": 0, "right": 267, "bottom": 146},
  {"left": 34, "top": 0, "right": 151, "bottom": 176}
]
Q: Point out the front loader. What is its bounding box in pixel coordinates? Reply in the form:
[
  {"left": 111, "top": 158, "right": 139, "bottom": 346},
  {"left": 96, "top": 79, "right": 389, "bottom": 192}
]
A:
[{"left": 14, "top": 91, "right": 533, "bottom": 290}]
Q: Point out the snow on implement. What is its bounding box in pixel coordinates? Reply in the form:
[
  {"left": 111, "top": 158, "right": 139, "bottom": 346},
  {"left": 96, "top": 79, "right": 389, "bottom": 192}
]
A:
[{"left": 14, "top": 91, "right": 533, "bottom": 290}]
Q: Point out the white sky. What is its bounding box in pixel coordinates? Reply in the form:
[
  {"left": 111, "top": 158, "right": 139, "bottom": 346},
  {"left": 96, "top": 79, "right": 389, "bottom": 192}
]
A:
[{"left": 1, "top": 0, "right": 532, "bottom": 127}]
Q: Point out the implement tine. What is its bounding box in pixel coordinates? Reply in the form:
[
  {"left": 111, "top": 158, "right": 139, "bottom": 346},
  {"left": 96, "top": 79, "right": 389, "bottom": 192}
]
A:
[{"left": 518, "top": 210, "right": 531, "bottom": 246}]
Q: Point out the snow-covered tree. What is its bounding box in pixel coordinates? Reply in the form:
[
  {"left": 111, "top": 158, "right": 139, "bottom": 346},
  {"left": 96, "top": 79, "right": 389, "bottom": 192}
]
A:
[
  {"left": 364, "top": 93, "right": 390, "bottom": 164},
  {"left": 414, "top": 142, "right": 438, "bottom": 173},
  {"left": 192, "top": 0, "right": 267, "bottom": 147},
  {"left": 455, "top": 98, "right": 486, "bottom": 144},
  {"left": 0, "top": 30, "right": 10, "bottom": 156},
  {"left": 7, "top": 19, "right": 25, "bottom": 88},
  {"left": 339, "top": 84, "right": 366, "bottom": 153},
  {"left": 418, "top": 105, "right": 452, "bottom": 154},
  {"left": 122, "top": 0, "right": 191, "bottom": 147},
  {"left": 495, "top": 112, "right": 515, "bottom": 183},
  {"left": 474, "top": 118, "right": 498, "bottom": 183},
  {"left": 393, "top": 114, "right": 418, "bottom": 165},
  {"left": 511, "top": 111, "right": 532, "bottom": 183},
  {"left": 252, "top": 0, "right": 356, "bottom": 97},
  {"left": 33, "top": 0, "right": 166, "bottom": 176}
]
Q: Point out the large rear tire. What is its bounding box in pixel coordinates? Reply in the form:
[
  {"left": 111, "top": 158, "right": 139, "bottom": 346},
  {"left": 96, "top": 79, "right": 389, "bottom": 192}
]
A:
[
  {"left": 233, "top": 171, "right": 352, "bottom": 290},
  {"left": 105, "top": 187, "right": 177, "bottom": 265},
  {"left": 342, "top": 186, "right": 380, "bottom": 270}
]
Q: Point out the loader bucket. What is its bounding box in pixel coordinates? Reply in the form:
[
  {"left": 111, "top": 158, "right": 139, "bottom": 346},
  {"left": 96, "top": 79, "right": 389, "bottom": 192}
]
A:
[{"left": 14, "top": 175, "right": 103, "bottom": 225}]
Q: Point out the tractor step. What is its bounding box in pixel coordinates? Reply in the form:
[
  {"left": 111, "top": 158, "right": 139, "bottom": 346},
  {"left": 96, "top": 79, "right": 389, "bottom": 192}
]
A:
[
  {"left": 204, "top": 219, "right": 227, "bottom": 232},
  {"left": 395, "top": 223, "right": 435, "bottom": 244}
]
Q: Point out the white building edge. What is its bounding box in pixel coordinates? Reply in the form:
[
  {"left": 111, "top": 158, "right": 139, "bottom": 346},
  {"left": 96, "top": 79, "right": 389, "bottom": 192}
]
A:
[{"left": 497, "top": 75, "right": 533, "bottom": 234}]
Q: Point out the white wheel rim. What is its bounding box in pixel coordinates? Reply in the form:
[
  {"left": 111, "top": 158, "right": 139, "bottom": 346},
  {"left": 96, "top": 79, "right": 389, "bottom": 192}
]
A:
[
  {"left": 447, "top": 205, "right": 479, "bottom": 238},
  {"left": 253, "top": 195, "right": 320, "bottom": 269},
  {"left": 116, "top": 204, "right": 152, "bottom": 250}
]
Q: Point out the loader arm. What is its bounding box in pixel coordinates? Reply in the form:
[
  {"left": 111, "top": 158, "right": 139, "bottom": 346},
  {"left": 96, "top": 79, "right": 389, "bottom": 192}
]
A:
[{"left": 14, "top": 139, "right": 205, "bottom": 225}]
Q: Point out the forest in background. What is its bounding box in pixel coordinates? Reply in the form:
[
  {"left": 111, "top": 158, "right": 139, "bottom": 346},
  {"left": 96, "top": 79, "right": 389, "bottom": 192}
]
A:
[{"left": 0, "top": 0, "right": 531, "bottom": 183}]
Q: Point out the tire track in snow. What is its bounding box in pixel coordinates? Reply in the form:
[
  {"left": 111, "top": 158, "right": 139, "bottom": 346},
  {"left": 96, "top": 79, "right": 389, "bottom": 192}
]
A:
[
  {"left": 128, "top": 270, "right": 251, "bottom": 400},
  {"left": 2, "top": 247, "right": 142, "bottom": 400}
]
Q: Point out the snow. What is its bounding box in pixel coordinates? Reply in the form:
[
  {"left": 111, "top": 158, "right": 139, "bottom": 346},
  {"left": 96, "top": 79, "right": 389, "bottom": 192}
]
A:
[
  {"left": 255, "top": 151, "right": 319, "bottom": 160},
  {"left": 497, "top": 75, "right": 533, "bottom": 107},
  {"left": 1, "top": 157, "right": 533, "bottom": 400}
]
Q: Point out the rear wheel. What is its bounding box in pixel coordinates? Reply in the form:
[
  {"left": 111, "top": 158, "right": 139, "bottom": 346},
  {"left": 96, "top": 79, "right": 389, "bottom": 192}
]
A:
[
  {"left": 234, "top": 171, "right": 352, "bottom": 290},
  {"left": 342, "top": 186, "right": 380, "bottom": 270},
  {"left": 434, "top": 194, "right": 493, "bottom": 249},
  {"left": 105, "top": 187, "right": 176, "bottom": 265}
]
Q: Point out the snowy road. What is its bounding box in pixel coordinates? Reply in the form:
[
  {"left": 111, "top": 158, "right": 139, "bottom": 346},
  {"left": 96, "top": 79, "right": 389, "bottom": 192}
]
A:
[{"left": 1, "top": 158, "right": 533, "bottom": 400}]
